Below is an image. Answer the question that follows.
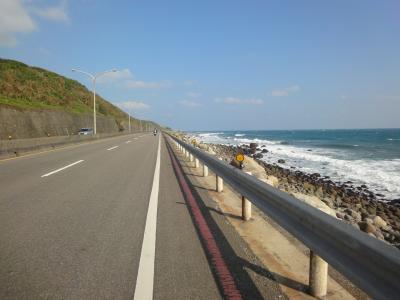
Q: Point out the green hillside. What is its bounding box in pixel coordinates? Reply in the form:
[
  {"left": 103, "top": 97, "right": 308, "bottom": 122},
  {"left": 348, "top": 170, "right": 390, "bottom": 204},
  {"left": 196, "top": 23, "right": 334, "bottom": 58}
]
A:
[{"left": 0, "top": 59, "right": 129, "bottom": 126}]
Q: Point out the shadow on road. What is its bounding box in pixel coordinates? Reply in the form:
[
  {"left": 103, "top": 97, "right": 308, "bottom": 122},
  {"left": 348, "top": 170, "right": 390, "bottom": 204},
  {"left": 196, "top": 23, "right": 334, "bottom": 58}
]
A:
[{"left": 166, "top": 140, "right": 287, "bottom": 300}]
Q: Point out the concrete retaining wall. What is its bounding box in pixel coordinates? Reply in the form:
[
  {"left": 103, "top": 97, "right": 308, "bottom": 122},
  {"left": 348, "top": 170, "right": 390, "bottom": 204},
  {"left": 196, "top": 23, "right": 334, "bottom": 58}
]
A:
[
  {"left": 0, "top": 106, "right": 121, "bottom": 139},
  {"left": 0, "top": 132, "right": 127, "bottom": 159}
]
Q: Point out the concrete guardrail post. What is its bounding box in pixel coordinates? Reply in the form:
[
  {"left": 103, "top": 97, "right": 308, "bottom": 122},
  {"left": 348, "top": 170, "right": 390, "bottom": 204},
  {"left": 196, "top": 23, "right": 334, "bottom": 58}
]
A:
[
  {"left": 195, "top": 158, "right": 199, "bottom": 168},
  {"left": 189, "top": 153, "right": 194, "bottom": 162},
  {"left": 203, "top": 164, "right": 208, "bottom": 177},
  {"left": 309, "top": 251, "right": 328, "bottom": 298},
  {"left": 242, "top": 171, "right": 252, "bottom": 221},
  {"left": 216, "top": 157, "right": 223, "bottom": 192}
]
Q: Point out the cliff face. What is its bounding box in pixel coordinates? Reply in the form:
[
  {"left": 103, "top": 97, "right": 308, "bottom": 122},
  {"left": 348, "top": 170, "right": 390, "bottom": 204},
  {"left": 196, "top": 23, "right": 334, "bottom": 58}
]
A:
[{"left": 0, "top": 106, "right": 121, "bottom": 139}]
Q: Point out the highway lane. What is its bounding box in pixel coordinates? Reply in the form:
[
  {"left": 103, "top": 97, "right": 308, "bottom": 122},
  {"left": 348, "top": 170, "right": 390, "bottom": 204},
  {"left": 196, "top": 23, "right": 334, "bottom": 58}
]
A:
[
  {"left": 0, "top": 133, "right": 158, "bottom": 299},
  {"left": 0, "top": 133, "right": 283, "bottom": 299},
  {"left": 0, "top": 133, "right": 225, "bottom": 299}
]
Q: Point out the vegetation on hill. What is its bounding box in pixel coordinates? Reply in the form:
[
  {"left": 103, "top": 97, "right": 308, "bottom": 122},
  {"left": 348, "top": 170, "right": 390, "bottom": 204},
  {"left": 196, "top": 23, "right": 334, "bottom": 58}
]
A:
[{"left": 0, "top": 59, "right": 131, "bottom": 127}]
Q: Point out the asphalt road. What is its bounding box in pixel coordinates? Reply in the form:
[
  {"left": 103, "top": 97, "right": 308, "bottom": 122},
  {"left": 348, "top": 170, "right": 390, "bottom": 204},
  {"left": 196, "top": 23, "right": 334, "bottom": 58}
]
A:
[{"left": 0, "top": 133, "right": 284, "bottom": 299}]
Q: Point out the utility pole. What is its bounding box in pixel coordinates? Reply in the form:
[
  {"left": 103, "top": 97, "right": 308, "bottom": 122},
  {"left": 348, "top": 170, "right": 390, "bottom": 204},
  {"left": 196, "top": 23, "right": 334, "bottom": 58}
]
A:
[{"left": 72, "top": 68, "right": 117, "bottom": 135}]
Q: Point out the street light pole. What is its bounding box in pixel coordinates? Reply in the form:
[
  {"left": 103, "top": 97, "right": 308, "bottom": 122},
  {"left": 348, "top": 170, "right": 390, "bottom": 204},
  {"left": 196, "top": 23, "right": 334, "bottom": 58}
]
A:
[
  {"left": 128, "top": 113, "right": 131, "bottom": 133},
  {"left": 72, "top": 68, "right": 117, "bottom": 135}
]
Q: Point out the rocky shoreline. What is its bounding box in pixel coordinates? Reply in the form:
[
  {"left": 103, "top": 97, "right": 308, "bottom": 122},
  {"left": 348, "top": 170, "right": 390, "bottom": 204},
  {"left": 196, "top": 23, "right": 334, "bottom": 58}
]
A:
[{"left": 179, "top": 134, "right": 400, "bottom": 249}]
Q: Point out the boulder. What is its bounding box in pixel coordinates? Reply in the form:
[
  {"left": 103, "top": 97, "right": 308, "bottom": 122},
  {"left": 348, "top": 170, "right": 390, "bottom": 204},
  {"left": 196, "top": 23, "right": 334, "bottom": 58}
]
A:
[
  {"left": 360, "top": 211, "right": 369, "bottom": 220},
  {"left": 373, "top": 216, "right": 387, "bottom": 228},
  {"left": 249, "top": 143, "right": 258, "bottom": 150},
  {"left": 277, "top": 159, "right": 285, "bottom": 164},
  {"left": 261, "top": 149, "right": 269, "bottom": 153},
  {"left": 366, "top": 206, "right": 377, "bottom": 215},
  {"left": 230, "top": 159, "right": 241, "bottom": 169},
  {"left": 198, "top": 143, "right": 209, "bottom": 151},
  {"left": 336, "top": 212, "right": 345, "bottom": 219},
  {"left": 253, "top": 153, "right": 263, "bottom": 159},
  {"left": 364, "top": 218, "right": 374, "bottom": 225},
  {"left": 374, "top": 230, "right": 385, "bottom": 241},
  {"left": 303, "top": 182, "right": 315, "bottom": 191},
  {"left": 358, "top": 221, "right": 377, "bottom": 234},
  {"left": 344, "top": 208, "right": 362, "bottom": 222}
]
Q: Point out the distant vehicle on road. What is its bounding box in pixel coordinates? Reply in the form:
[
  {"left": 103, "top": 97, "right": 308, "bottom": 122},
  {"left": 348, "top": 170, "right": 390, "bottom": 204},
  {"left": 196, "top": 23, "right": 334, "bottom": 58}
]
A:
[
  {"left": 78, "top": 128, "right": 94, "bottom": 135},
  {"left": 153, "top": 128, "right": 158, "bottom": 136}
]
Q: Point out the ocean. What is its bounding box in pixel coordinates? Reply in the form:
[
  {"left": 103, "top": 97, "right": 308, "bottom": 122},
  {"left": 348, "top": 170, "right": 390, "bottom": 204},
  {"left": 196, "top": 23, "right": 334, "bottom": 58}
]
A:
[{"left": 191, "top": 129, "right": 400, "bottom": 201}]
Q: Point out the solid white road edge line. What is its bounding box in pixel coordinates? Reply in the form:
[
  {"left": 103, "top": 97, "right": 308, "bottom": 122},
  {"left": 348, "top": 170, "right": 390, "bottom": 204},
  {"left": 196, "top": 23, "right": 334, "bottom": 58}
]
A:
[
  {"left": 41, "top": 160, "right": 84, "bottom": 177},
  {"left": 107, "top": 146, "right": 119, "bottom": 151},
  {"left": 134, "top": 134, "right": 161, "bottom": 300}
]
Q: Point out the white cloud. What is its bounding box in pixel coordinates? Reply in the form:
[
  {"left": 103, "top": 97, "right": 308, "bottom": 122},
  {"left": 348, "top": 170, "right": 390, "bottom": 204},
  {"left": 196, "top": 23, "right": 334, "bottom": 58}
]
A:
[
  {"left": 215, "top": 97, "right": 264, "bottom": 105},
  {"left": 187, "top": 92, "right": 201, "bottom": 98},
  {"left": 97, "top": 69, "right": 133, "bottom": 83},
  {"left": 180, "top": 100, "right": 202, "bottom": 107},
  {"left": 0, "top": 0, "right": 70, "bottom": 47},
  {"left": 184, "top": 80, "right": 197, "bottom": 86},
  {"left": 271, "top": 85, "right": 300, "bottom": 97},
  {"left": 95, "top": 68, "right": 170, "bottom": 89},
  {"left": 0, "top": 0, "right": 36, "bottom": 47},
  {"left": 118, "top": 101, "right": 150, "bottom": 111},
  {"left": 125, "top": 80, "right": 170, "bottom": 89},
  {"left": 33, "top": 0, "right": 69, "bottom": 22}
]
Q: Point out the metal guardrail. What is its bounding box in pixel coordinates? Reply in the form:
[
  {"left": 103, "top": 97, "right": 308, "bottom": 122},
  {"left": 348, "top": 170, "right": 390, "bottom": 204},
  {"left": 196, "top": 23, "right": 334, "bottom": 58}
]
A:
[{"left": 168, "top": 133, "right": 400, "bottom": 300}]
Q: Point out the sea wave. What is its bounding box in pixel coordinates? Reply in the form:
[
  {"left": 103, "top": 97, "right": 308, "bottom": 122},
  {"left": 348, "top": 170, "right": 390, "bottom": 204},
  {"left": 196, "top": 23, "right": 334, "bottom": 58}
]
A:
[
  {"left": 197, "top": 132, "right": 223, "bottom": 137},
  {"left": 232, "top": 137, "right": 281, "bottom": 145},
  {"left": 194, "top": 131, "right": 400, "bottom": 199},
  {"left": 258, "top": 144, "right": 400, "bottom": 199},
  {"left": 316, "top": 143, "right": 363, "bottom": 150}
]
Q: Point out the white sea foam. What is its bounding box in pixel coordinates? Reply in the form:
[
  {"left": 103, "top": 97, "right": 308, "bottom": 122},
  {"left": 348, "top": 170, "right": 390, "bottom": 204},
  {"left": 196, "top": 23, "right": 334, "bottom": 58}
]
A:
[
  {"left": 258, "top": 144, "right": 400, "bottom": 199},
  {"left": 195, "top": 132, "right": 226, "bottom": 144},
  {"left": 233, "top": 137, "right": 281, "bottom": 145},
  {"left": 194, "top": 132, "right": 400, "bottom": 199},
  {"left": 235, "top": 133, "right": 246, "bottom": 137}
]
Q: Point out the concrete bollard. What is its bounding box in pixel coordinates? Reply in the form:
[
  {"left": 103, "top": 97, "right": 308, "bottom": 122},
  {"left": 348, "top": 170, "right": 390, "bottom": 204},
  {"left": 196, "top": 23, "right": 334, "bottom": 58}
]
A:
[
  {"left": 242, "top": 171, "right": 252, "bottom": 221},
  {"left": 309, "top": 251, "right": 328, "bottom": 298},
  {"left": 216, "top": 158, "right": 223, "bottom": 192},
  {"left": 203, "top": 164, "right": 209, "bottom": 177},
  {"left": 195, "top": 158, "right": 199, "bottom": 168},
  {"left": 189, "top": 153, "right": 194, "bottom": 162},
  {"left": 216, "top": 175, "right": 223, "bottom": 192}
]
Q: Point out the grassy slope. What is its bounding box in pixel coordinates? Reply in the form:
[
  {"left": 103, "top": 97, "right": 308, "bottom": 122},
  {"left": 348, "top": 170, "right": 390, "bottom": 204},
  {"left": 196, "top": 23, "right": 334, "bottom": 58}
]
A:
[{"left": 0, "top": 59, "right": 131, "bottom": 128}]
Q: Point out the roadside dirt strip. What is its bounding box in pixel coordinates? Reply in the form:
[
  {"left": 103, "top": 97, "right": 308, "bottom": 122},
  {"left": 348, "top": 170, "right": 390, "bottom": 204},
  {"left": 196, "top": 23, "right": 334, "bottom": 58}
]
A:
[{"left": 166, "top": 140, "right": 243, "bottom": 300}]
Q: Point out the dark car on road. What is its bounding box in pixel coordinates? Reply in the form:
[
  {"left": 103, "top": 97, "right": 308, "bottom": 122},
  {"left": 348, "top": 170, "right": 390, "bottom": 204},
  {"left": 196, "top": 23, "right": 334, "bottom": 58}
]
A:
[{"left": 78, "top": 128, "right": 94, "bottom": 135}]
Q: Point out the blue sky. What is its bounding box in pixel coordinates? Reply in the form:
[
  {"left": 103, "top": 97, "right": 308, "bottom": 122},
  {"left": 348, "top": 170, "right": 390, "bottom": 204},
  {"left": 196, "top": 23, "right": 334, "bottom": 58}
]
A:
[{"left": 1, "top": 0, "right": 399, "bottom": 130}]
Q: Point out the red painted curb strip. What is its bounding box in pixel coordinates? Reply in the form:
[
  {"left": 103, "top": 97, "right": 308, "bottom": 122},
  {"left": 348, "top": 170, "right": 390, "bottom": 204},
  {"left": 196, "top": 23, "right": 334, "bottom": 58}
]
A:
[{"left": 166, "top": 139, "right": 242, "bottom": 300}]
